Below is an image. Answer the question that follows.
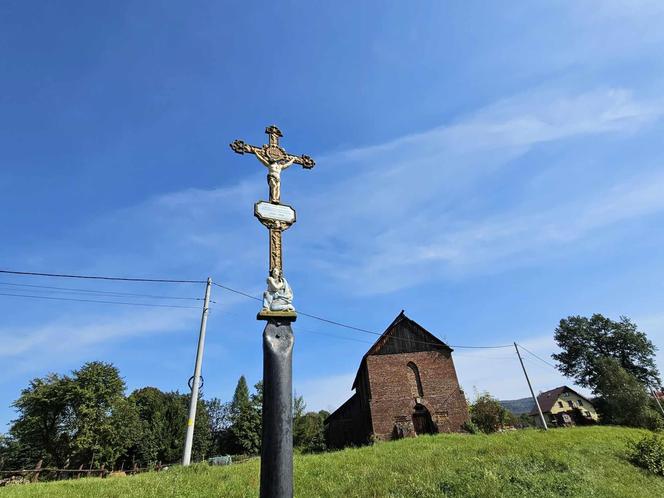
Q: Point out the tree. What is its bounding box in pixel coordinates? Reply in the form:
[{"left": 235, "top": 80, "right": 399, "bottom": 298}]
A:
[
  {"left": 553, "top": 314, "right": 660, "bottom": 389},
  {"left": 470, "top": 393, "right": 508, "bottom": 434},
  {"left": 593, "top": 357, "right": 662, "bottom": 430},
  {"left": 8, "top": 362, "right": 142, "bottom": 470},
  {"left": 229, "top": 376, "right": 261, "bottom": 455},
  {"left": 207, "top": 398, "right": 232, "bottom": 455},
  {"left": 68, "top": 362, "right": 141, "bottom": 468},
  {"left": 294, "top": 411, "right": 328, "bottom": 453},
  {"left": 9, "top": 373, "right": 74, "bottom": 468}
]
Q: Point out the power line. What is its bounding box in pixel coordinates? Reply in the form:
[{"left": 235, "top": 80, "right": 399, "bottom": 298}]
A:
[
  {"left": 212, "top": 281, "right": 512, "bottom": 350},
  {"left": 0, "top": 292, "right": 200, "bottom": 309},
  {"left": 212, "top": 282, "right": 262, "bottom": 302},
  {"left": 0, "top": 269, "right": 205, "bottom": 284},
  {"left": 0, "top": 268, "right": 512, "bottom": 350},
  {"left": 517, "top": 343, "right": 558, "bottom": 369},
  {"left": 0, "top": 281, "right": 206, "bottom": 301}
]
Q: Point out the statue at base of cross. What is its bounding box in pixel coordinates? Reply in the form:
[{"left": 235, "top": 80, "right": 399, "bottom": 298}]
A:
[{"left": 262, "top": 267, "right": 295, "bottom": 313}]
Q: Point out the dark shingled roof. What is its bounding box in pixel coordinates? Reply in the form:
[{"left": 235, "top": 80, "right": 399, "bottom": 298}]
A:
[{"left": 529, "top": 385, "right": 593, "bottom": 415}]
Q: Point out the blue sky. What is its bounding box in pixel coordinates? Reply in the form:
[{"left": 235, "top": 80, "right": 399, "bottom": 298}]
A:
[{"left": 2, "top": 1, "right": 664, "bottom": 429}]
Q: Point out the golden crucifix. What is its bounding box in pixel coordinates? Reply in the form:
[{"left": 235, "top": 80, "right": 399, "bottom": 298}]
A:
[
  {"left": 230, "top": 125, "right": 315, "bottom": 293},
  {"left": 231, "top": 125, "right": 315, "bottom": 204}
]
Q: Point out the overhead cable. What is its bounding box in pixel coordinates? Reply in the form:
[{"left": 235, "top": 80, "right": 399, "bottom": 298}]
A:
[
  {"left": 0, "top": 269, "right": 205, "bottom": 284},
  {"left": 0, "top": 292, "right": 199, "bottom": 309}
]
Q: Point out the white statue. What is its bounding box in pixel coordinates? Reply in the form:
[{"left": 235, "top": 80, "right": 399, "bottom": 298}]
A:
[{"left": 262, "top": 267, "right": 295, "bottom": 312}]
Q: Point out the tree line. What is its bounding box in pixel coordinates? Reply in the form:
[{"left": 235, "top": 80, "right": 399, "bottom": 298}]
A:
[{"left": 0, "top": 364, "right": 328, "bottom": 471}]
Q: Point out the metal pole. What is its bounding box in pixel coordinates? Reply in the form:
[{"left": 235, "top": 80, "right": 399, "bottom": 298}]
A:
[
  {"left": 182, "top": 277, "right": 212, "bottom": 466},
  {"left": 260, "top": 318, "right": 294, "bottom": 498},
  {"left": 649, "top": 386, "right": 664, "bottom": 418},
  {"left": 514, "top": 342, "right": 548, "bottom": 430}
]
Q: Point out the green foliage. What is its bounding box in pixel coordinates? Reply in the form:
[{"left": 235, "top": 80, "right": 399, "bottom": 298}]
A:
[
  {"left": 9, "top": 373, "right": 74, "bottom": 468},
  {"left": 4, "top": 427, "right": 664, "bottom": 498},
  {"left": 553, "top": 314, "right": 661, "bottom": 389},
  {"left": 630, "top": 433, "right": 664, "bottom": 476},
  {"left": 294, "top": 411, "right": 327, "bottom": 453},
  {"left": 228, "top": 377, "right": 261, "bottom": 455},
  {"left": 461, "top": 420, "right": 480, "bottom": 434},
  {"left": 470, "top": 392, "right": 509, "bottom": 434},
  {"left": 206, "top": 397, "right": 232, "bottom": 456},
  {"left": 593, "top": 357, "right": 663, "bottom": 430},
  {"left": 68, "top": 362, "right": 140, "bottom": 468}
]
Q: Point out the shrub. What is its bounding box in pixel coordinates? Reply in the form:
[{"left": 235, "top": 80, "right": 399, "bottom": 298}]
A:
[
  {"left": 629, "top": 433, "right": 664, "bottom": 476},
  {"left": 461, "top": 420, "right": 480, "bottom": 434},
  {"left": 470, "top": 392, "right": 508, "bottom": 434}
]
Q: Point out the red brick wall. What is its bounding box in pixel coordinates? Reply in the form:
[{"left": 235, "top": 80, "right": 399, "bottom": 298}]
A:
[{"left": 366, "top": 350, "right": 469, "bottom": 440}]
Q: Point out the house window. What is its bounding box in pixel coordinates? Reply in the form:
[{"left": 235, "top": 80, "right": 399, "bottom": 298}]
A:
[
  {"left": 567, "top": 400, "right": 574, "bottom": 408},
  {"left": 406, "top": 362, "right": 424, "bottom": 398},
  {"left": 578, "top": 400, "right": 584, "bottom": 406},
  {"left": 557, "top": 401, "right": 563, "bottom": 408}
]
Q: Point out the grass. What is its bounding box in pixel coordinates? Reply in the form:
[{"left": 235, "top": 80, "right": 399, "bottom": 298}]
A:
[{"left": 2, "top": 426, "right": 663, "bottom": 497}]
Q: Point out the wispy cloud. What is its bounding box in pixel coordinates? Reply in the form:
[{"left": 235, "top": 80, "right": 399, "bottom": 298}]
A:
[
  {"left": 0, "top": 307, "right": 197, "bottom": 360},
  {"left": 290, "top": 88, "right": 664, "bottom": 294}
]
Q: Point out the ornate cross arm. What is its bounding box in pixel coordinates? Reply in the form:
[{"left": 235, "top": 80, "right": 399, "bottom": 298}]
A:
[{"left": 230, "top": 140, "right": 315, "bottom": 169}]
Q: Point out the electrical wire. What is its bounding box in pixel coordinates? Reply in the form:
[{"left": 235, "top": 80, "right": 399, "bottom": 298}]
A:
[
  {"left": 517, "top": 343, "right": 558, "bottom": 369},
  {"left": 0, "top": 268, "right": 514, "bottom": 351},
  {"left": 0, "top": 292, "right": 200, "bottom": 309},
  {"left": 0, "top": 281, "right": 206, "bottom": 301},
  {"left": 0, "top": 269, "right": 205, "bottom": 284},
  {"left": 212, "top": 281, "right": 513, "bottom": 349}
]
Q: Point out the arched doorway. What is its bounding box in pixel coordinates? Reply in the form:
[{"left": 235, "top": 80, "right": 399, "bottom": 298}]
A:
[{"left": 412, "top": 403, "right": 436, "bottom": 435}]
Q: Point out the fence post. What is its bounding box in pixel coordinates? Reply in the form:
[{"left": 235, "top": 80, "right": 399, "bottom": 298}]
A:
[
  {"left": 100, "top": 464, "right": 105, "bottom": 478},
  {"left": 76, "top": 464, "right": 84, "bottom": 479},
  {"left": 133, "top": 463, "right": 138, "bottom": 475},
  {"left": 31, "top": 459, "right": 43, "bottom": 483}
]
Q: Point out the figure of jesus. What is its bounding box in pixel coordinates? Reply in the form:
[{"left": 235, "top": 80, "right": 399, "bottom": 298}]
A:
[{"left": 254, "top": 151, "right": 296, "bottom": 203}]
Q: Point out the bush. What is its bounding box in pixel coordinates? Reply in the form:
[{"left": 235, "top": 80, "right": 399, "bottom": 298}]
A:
[
  {"left": 629, "top": 433, "right": 664, "bottom": 476},
  {"left": 470, "top": 392, "right": 508, "bottom": 434},
  {"left": 461, "top": 420, "right": 480, "bottom": 434}
]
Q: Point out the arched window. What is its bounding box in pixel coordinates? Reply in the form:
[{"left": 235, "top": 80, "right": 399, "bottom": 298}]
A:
[{"left": 406, "top": 362, "right": 424, "bottom": 398}]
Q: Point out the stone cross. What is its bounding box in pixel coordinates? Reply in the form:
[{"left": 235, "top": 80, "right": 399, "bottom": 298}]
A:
[{"left": 230, "top": 126, "right": 315, "bottom": 279}]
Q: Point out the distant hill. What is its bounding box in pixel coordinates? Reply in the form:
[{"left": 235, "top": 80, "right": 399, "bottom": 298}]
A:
[{"left": 500, "top": 397, "right": 535, "bottom": 415}]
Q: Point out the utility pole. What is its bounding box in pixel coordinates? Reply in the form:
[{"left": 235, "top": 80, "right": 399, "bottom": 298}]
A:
[
  {"left": 514, "top": 342, "right": 548, "bottom": 430},
  {"left": 182, "top": 276, "right": 212, "bottom": 466}
]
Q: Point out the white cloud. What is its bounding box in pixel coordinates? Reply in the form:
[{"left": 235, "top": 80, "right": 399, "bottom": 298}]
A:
[
  {"left": 0, "top": 307, "right": 197, "bottom": 359},
  {"left": 292, "top": 88, "right": 664, "bottom": 294}
]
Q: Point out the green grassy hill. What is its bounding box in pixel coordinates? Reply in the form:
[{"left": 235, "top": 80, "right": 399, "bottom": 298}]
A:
[{"left": 2, "top": 427, "right": 663, "bottom": 497}]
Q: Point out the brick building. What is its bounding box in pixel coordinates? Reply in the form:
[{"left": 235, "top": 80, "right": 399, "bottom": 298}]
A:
[{"left": 325, "top": 311, "right": 469, "bottom": 448}]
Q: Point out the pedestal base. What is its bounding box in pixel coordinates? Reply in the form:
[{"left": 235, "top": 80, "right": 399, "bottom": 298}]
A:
[
  {"left": 257, "top": 310, "right": 297, "bottom": 321},
  {"left": 259, "top": 319, "right": 294, "bottom": 498}
]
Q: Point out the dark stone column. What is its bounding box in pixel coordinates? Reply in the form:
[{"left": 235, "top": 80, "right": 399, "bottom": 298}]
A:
[{"left": 259, "top": 318, "right": 294, "bottom": 498}]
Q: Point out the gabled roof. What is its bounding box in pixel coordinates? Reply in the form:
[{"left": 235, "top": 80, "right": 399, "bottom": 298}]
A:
[
  {"left": 351, "top": 311, "right": 452, "bottom": 389},
  {"left": 324, "top": 392, "right": 358, "bottom": 424},
  {"left": 529, "top": 385, "right": 594, "bottom": 415}
]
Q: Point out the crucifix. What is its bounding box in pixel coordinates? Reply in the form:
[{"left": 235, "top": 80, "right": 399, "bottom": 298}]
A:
[
  {"left": 230, "top": 125, "right": 315, "bottom": 498},
  {"left": 231, "top": 125, "right": 315, "bottom": 297}
]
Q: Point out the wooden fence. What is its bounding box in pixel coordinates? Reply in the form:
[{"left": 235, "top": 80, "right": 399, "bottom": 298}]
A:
[{"left": 0, "top": 459, "right": 172, "bottom": 485}]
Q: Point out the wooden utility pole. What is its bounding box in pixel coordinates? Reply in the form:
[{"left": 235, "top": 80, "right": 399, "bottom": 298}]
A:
[{"left": 514, "top": 343, "right": 548, "bottom": 430}]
